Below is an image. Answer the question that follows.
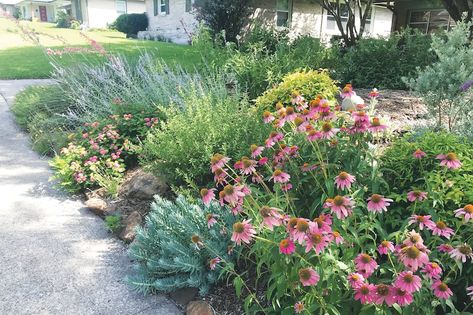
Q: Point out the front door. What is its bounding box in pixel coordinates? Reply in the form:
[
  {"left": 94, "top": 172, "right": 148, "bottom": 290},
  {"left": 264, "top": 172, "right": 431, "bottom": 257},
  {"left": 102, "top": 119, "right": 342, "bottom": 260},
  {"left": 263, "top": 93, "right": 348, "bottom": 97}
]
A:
[{"left": 39, "top": 6, "right": 47, "bottom": 22}]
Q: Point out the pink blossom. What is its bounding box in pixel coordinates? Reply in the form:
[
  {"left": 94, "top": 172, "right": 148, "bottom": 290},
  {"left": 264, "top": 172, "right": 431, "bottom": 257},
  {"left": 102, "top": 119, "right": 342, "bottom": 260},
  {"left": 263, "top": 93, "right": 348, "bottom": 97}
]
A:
[
  {"left": 422, "top": 262, "right": 443, "bottom": 279},
  {"left": 413, "top": 149, "right": 426, "bottom": 159},
  {"left": 391, "top": 287, "right": 413, "bottom": 306},
  {"left": 436, "top": 153, "right": 462, "bottom": 169},
  {"left": 369, "top": 88, "right": 380, "bottom": 98},
  {"left": 438, "top": 244, "right": 454, "bottom": 253},
  {"left": 270, "top": 169, "right": 290, "bottom": 183},
  {"left": 450, "top": 244, "right": 473, "bottom": 263},
  {"left": 454, "top": 204, "right": 473, "bottom": 222},
  {"left": 206, "top": 213, "right": 217, "bottom": 228},
  {"left": 378, "top": 240, "right": 394, "bottom": 255},
  {"left": 231, "top": 220, "right": 256, "bottom": 246},
  {"left": 432, "top": 281, "right": 453, "bottom": 300},
  {"left": 354, "top": 283, "right": 375, "bottom": 304},
  {"left": 367, "top": 194, "right": 393, "bottom": 213},
  {"left": 340, "top": 84, "right": 355, "bottom": 99},
  {"left": 307, "top": 129, "right": 323, "bottom": 141},
  {"left": 305, "top": 229, "right": 330, "bottom": 254},
  {"left": 373, "top": 284, "right": 395, "bottom": 306},
  {"left": 324, "top": 196, "right": 355, "bottom": 219},
  {"left": 347, "top": 273, "right": 365, "bottom": 288},
  {"left": 407, "top": 190, "right": 428, "bottom": 202},
  {"left": 429, "top": 221, "right": 454, "bottom": 239},
  {"left": 210, "top": 154, "right": 230, "bottom": 172},
  {"left": 334, "top": 171, "right": 356, "bottom": 190},
  {"left": 263, "top": 111, "right": 275, "bottom": 123},
  {"left": 320, "top": 122, "right": 339, "bottom": 139},
  {"left": 399, "top": 245, "right": 429, "bottom": 271},
  {"left": 281, "top": 183, "right": 293, "bottom": 192},
  {"left": 330, "top": 231, "right": 344, "bottom": 244},
  {"left": 467, "top": 286, "right": 473, "bottom": 300},
  {"left": 200, "top": 188, "right": 216, "bottom": 206},
  {"left": 408, "top": 215, "right": 435, "bottom": 230},
  {"left": 298, "top": 268, "right": 320, "bottom": 286},
  {"left": 394, "top": 271, "right": 422, "bottom": 293},
  {"left": 355, "top": 253, "right": 378, "bottom": 278},
  {"left": 259, "top": 206, "right": 282, "bottom": 230},
  {"left": 294, "top": 302, "right": 305, "bottom": 314},
  {"left": 209, "top": 257, "right": 221, "bottom": 270},
  {"left": 279, "top": 238, "right": 295, "bottom": 255},
  {"left": 250, "top": 145, "right": 264, "bottom": 158},
  {"left": 368, "top": 117, "right": 387, "bottom": 133}
]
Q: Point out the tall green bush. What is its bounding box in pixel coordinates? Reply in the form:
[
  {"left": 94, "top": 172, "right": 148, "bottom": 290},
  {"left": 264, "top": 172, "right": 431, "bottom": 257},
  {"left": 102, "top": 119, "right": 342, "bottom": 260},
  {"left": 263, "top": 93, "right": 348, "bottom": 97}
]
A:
[
  {"left": 111, "top": 13, "right": 148, "bottom": 37},
  {"left": 128, "top": 196, "right": 236, "bottom": 295}
]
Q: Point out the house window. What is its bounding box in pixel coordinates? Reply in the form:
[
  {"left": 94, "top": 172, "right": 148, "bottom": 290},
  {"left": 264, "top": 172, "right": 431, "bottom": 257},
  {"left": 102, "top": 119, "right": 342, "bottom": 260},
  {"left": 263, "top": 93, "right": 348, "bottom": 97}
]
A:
[
  {"left": 409, "top": 9, "right": 454, "bottom": 34},
  {"left": 276, "top": 0, "right": 291, "bottom": 27},
  {"left": 326, "top": 3, "right": 372, "bottom": 32},
  {"left": 154, "top": 0, "right": 169, "bottom": 16},
  {"left": 185, "top": 0, "right": 193, "bottom": 12},
  {"left": 116, "top": 0, "right": 127, "bottom": 14}
]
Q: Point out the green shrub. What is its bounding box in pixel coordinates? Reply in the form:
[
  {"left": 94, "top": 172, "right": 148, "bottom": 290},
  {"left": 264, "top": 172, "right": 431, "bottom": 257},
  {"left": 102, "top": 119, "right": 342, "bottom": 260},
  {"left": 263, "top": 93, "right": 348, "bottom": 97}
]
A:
[
  {"left": 11, "top": 85, "right": 73, "bottom": 155},
  {"left": 128, "top": 195, "right": 236, "bottom": 296},
  {"left": 407, "top": 20, "right": 473, "bottom": 135},
  {"left": 240, "top": 23, "right": 290, "bottom": 54},
  {"left": 139, "top": 91, "right": 269, "bottom": 189},
  {"left": 255, "top": 69, "right": 339, "bottom": 109},
  {"left": 329, "top": 29, "right": 435, "bottom": 89},
  {"left": 56, "top": 11, "right": 71, "bottom": 28},
  {"left": 111, "top": 13, "right": 148, "bottom": 37},
  {"left": 105, "top": 215, "right": 122, "bottom": 233}
]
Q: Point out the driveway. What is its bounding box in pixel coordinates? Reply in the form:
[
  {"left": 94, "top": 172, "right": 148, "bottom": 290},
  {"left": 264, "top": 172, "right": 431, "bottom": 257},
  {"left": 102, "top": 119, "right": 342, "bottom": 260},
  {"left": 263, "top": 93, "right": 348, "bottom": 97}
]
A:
[{"left": 0, "top": 80, "right": 181, "bottom": 315}]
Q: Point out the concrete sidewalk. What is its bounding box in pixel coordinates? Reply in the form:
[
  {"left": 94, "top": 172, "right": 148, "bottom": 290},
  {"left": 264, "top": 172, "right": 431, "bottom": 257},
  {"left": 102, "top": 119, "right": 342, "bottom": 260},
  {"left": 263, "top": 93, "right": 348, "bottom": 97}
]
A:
[{"left": 0, "top": 80, "right": 181, "bottom": 315}]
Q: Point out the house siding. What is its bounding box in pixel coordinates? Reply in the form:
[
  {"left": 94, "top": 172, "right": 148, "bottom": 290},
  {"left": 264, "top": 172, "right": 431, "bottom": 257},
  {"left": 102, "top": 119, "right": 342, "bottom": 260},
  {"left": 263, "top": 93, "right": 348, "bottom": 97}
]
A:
[
  {"left": 72, "top": 0, "right": 145, "bottom": 28},
  {"left": 142, "top": 0, "right": 393, "bottom": 44}
]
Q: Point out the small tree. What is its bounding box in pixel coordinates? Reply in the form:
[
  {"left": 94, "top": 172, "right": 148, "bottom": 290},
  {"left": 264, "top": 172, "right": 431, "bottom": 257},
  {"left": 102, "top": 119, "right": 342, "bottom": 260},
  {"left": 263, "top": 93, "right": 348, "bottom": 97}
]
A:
[
  {"left": 311, "top": 0, "right": 374, "bottom": 46},
  {"left": 194, "top": 0, "right": 252, "bottom": 43}
]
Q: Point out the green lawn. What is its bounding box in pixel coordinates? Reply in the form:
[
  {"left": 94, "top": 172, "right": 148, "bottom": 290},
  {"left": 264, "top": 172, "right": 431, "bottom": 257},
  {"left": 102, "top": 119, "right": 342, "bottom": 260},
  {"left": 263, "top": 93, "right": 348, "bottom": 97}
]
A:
[{"left": 0, "top": 18, "right": 202, "bottom": 79}]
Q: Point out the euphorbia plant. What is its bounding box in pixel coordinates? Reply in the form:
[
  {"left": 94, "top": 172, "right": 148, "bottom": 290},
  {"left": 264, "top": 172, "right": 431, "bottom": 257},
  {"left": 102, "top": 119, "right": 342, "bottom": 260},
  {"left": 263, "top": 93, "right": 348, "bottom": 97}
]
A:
[{"left": 198, "top": 85, "right": 473, "bottom": 314}]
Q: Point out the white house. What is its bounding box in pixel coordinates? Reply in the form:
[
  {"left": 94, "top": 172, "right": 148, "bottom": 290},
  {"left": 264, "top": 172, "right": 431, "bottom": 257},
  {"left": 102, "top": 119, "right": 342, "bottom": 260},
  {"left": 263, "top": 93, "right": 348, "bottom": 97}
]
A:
[
  {"left": 139, "top": 0, "right": 394, "bottom": 44},
  {"left": 0, "top": 0, "right": 66, "bottom": 22},
  {"left": 70, "top": 0, "right": 146, "bottom": 28}
]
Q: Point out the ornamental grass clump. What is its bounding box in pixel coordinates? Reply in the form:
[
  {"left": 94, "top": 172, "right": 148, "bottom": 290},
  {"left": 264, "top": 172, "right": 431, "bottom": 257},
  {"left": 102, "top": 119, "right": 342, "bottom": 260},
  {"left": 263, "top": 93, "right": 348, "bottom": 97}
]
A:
[{"left": 196, "top": 86, "right": 473, "bottom": 314}]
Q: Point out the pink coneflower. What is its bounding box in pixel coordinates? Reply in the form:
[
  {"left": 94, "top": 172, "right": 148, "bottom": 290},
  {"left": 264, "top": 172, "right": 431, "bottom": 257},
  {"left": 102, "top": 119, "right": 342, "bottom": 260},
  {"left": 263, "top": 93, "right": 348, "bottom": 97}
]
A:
[
  {"left": 231, "top": 220, "right": 256, "bottom": 246},
  {"left": 299, "top": 268, "right": 320, "bottom": 286},
  {"left": 437, "top": 153, "right": 462, "bottom": 169},
  {"left": 367, "top": 194, "right": 393, "bottom": 213},
  {"left": 467, "top": 286, "right": 473, "bottom": 300},
  {"left": 432, "top": 281, "right": 453, "bottom": 300},
  {"left": 206, "top": 213, "right": 217, "bottom": 228},
  {"left": 263, "top": 111, "right": 275, "bottom": 123},
  {"left": 313, "top": 214, "right": 333, "bottom": 233},
  {"left": 407, "top": 190, "right": 428, "bottom": 202},
  {"left": 399, "top": 245, "right": 430, "bottom": 271},
  {"left": 307, "top": 129, "right": 323, "bottom": 141},
  {"left": 209, "top": 257, "right": 221, "bottom": 270},
  {"left": 281, "top": 183, "right": 293, "bottom": 192},
  {"left": 429, "top": 221, "right": 454, "bottom": 239},
  {"left": 279, "top": 238, "right": 295, "bottom": 255},
  {"left": 305, "top": 230, "right": 330, "bottom": 254},
  {"left": 294, "top": 301, "right": 305, "bottom": 314},
  {"left": 368, "top": 118, "right": 387, "bottom": 133},
  {"left": 324, "top": 196, "right": 355, "bottom": 219},
  {"left": 374, "top": 284, "right": 394, "bottom": 306},
  {"left": 409, "top": 214, "right": 435, "bottom": 230},
  {"left": 391, "top": 287, "right": 413, "bottom": 306},
  {"left": 271, "top": 169, "right": 291, "bottom": 183},
  {"left": 334, "top": 171, "right": 356, "bottom": 190},
  {"left": 438, "top": 244, "right": 454, "bottom": 253},
  {"left": 340, "top": 84, "right": 355, "bottom": 98},
  {"left": 423, "top": 262, "right": 443, "bottom": 279},
  {"left": 191, "top": 235, "right": 203, "bottom": 249},
  {"left": 354, "top": 283, "right": 375, "bottom": 304},
  {"left": 394, "top": 271, "right": 422, "bottom": 293},
  {"left": 213, "top": 168, "right": 228, "bottom": 185},
  {"left": 454, "top": 204, "right": 473, "bottom": 222},
  {"left": 301, "top": 162, "right": 317, "bottom": 172},
  {"left": 450, "top": 244, "right": 473, "bottom": 263},
  {"left": 250, "top": 144, "right": 264, "bottom": 158},
  {"left": 240, "top": 158, "right": 257, "bottom": 175},
  {"left": 355, "top": 253, "right": 378, "bottom": 278},
  {"left": 259, "top": 206, "right": 282, "bottom": 230},
  {"left": 284, "top": 106, "right": 297, "bottom": 121},
  {"left": 347, "top": 273, "right": 365, "bottom": 288},
  {"left": 369, "top": 88, "right": 380, "bottom": 98},
  {"left": 403, "top": 230, "right": 426, "bottom": 247},
  {"left": 200, "top": 188, "right": 216, "bottom": 206},
  {"left": 265, "top": 131, "right": 284, "bottom": 148},
  {"left": 211, "top": 154, "right": 230, "bottom": 172},
  {"left": 331, "top": 230, "right": 344, "bottom": 244},
  {"left": 320, "top": 122, "right": 339, "bottom": 139},
  {"left": 292, "top": 218, "right": 311, "bottom": 244},
  {"left": 378, "top": 240, "right": 394, "bottom": 255},
  {"left": 222, "top": 184, "right": 246, "bottom": 207},
  {"left": 258, "top": 157, "right": 268, "bottom": 165},
  {"left": 413, "top": 149, "right": 427, "bottom": 159}
]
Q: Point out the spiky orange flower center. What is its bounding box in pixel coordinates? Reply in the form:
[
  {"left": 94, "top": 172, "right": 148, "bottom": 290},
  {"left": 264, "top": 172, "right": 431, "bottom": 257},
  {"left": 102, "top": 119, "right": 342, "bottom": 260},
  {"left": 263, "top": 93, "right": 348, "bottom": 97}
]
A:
[
  {"left": 408, "top": 232, "right": 422, "bottom": 244},
  {"left": 286, "top": 106, "right": 295, "bottom": 115},
  {"left": 294, "top": 117, "right": 304, "bottom": 126},
  {"left": 263, "top": 111, "right": 272, "bottom": 118},
  {"left": 377, "top": 284, "right": 390, "bottom": 296},
  {"left": 298, "top": 268, "right": 312, "bottom": 280},
  {"left": 438, "top": 283, "right": 448, "bottom": 292},
  {"left": 371, "top": 194, "right": 382, "bottom": 203},
  {"left": 464, "top": 204, "right": 473, "bottom": 214},
  {"left": 311, "top": 233, "right": 323, "bottom": 244},
  {"left": 280, "top": 239, "right": 290, "bottom": 248},
  {"left": 333, "top": 195, "right": 345, "bottom": 206},
  {"left": 200, "top": 188, "right": 208, "bottom": 197},
  {"left": 446, "top": 152, "right": 457, "bottom": 161},
  {"left": 396, "top": 288, "right": 407, "bottom": 296},
  {"left": 275, "top": 102, "right": 283, "bottom": 110},
  {"left": 338, "top": 172, "right": 349, "bottom": 180},
  {"left": 413, "top": 191, "right": 422, "bottom": 197},
  {"left": 333, "top": 231, "right": 341, "bottom": 238},
  {"left": 214, "top": 168, "right": 224, "bottom": 176},
  {"left": 322, "top": 122, "right": 332, "bottom": 132},
  {"left": 436, "top": 221, "right": 447, "bottom": 229},
  {"left": 372, "top": 118, "right": 381, "bottom": 126},
  {"left": 403, "top": 273, "right": 414, "bottom": 283},
  {"left": 360, "top": 254, "right": 372, "bottom": 263},
  {"left": 431, "top": 262, "right": 439, "bottom": 269},
  {"left": 296, "top": 219, "right": 309, "bottom": 232},
  {"left": 288, "top": 217, "right": 298, "bottom": 229},
  {"left": 223, "top": 184, "right": 234, "bottom": 195},
  {"left": 250, "top": 144, "right": 258, "bottom": 152},
  {"left": 191, "top": 235, "right": 201, "bottom": 244},
  {"left": 242, "top": 158, "right": 253, "bottom": 168},
  {"left": 211, "top": 153, "right": 224, "bottom": 164},
  {"left": 404, "top": 246, "right": 420, "bottom": 259},
  {"left": 233, "top": 222, "right": 245, "bottom": 233},
  {"left": 351, "top": 274, "right": 360, "bottom": 281},
  {"left": 459, "top": 245, "right": 472, "bottom": 255},
  {"left": 206, "top": 213, "right": 213, "bottom": 221},
  {"left": 381, "top": 241, "right": 390, "bottom": 248},
  {"left": 308, "top": 130, "right": 318, "bottom": 137},
  {"left": 259, "top": 206, "right": 271, "bottom": 217},
  {"left": 360, "top": 286, "right": 370, "bottom": 295},
  {"left": 417, "top": 216, "right": 426, "bottom": 222}
]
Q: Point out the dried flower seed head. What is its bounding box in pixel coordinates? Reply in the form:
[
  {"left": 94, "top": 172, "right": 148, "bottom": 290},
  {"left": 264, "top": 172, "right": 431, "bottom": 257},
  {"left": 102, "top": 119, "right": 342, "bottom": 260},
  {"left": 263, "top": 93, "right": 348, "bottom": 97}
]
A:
[
  {"left": 296, "top": 219, "right": 309, "bottom": 232},
  {"left": 233, "top": 222, "right": 245, "bottom": 233},
  {"left": 288, "top": 217, "right": 298, "bottom": 229},
  {"left": 446, "top": 152, "right": 458, "bottom": 161},
  {"left": 191, "top": 235, "right": 202, "bottom": 244},
  {"left": 259, "top": 206, "right": 271, "bottom": 217}
]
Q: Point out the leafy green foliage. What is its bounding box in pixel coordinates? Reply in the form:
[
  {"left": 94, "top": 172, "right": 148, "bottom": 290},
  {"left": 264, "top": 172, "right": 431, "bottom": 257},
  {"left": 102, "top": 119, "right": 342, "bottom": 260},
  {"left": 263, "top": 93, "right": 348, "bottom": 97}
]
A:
[
  {"left": 128, "top": 196, "right": 236, "bottom": 296},
  {"left": 255, "top": 69, "right": 339, "bottom": 110},
  {"left": 139, "top": 89, "right": 269, "bottom": 189},
  {"left": 111, "top": 13, "right": 148, "bottom": 37},
  {"left": 105, "top": 215, "right": 122, "bottom": 233},
  {"left": 329, "top": 29, "right": 435, "bottom": 89},
  {"left": 11, "top": 84, "right": 73, "bottom": 155},
  {"left": 407, "top": 20, "right": 473, "bottom": 134},
  {"left": 56, "top": 11, "right": 71, "bottom": 28}
]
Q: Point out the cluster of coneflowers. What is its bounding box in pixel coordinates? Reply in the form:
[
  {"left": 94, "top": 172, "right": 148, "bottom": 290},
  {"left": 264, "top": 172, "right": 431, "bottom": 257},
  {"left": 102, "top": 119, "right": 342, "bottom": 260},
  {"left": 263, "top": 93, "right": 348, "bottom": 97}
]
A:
[{"left": 199, "top": 85, "right": 473, "bottom": 312}]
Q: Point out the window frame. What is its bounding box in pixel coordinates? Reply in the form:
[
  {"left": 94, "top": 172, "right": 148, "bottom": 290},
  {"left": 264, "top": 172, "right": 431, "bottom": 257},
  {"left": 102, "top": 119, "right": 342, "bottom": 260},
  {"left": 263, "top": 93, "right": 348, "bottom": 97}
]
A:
[
  {"left": 185, "top": 0, "right": 194, "bottom": 12},
  {"left": 154, "top": 0, "right": 169, "bottom": 16},
  {"left": 116, "top": 0, "right": 127, "bottom": 14},
  {"left": 408, "top": 9, "right": 454, "bottom": 34},
  {"left": 276, "top": 0, "right": 293, "bottom": 28}
]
